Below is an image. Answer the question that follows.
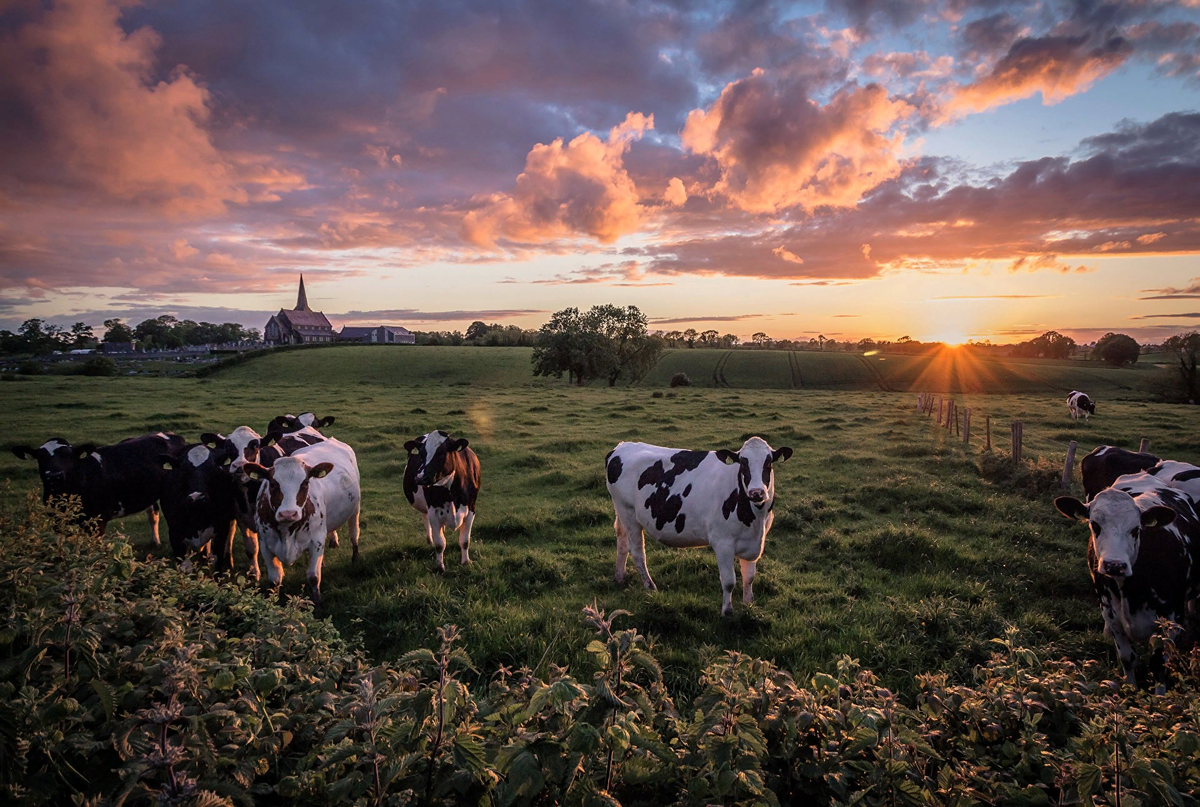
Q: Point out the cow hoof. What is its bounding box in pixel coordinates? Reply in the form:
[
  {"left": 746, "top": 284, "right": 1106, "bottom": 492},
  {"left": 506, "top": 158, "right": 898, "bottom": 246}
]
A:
[
  {"left": 352, "top": 549, "right": 360, "bottom": 563},
  {"left": 722, "top": 607, "right": 733, "bottom": 617}
]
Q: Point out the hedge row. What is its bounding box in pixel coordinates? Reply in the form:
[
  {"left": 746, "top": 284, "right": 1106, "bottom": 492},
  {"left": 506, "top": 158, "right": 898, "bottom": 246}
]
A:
[{"left": 2, "top": 497, "right": 1200, "bottom": 806}]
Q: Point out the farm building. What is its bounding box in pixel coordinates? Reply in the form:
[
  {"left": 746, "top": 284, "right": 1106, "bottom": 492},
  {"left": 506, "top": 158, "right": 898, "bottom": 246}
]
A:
[
  {"left": 337, "top": 325, "right": 415, "bottom": 344},
  {"left": 264, "top": 275, "right": 334, "bottom": 346}
]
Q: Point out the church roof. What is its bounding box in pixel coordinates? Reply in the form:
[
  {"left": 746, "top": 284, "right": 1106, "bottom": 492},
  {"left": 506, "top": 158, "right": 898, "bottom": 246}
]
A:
[{"left": 276, "top": 308, "right": 332, "bottom": 329}]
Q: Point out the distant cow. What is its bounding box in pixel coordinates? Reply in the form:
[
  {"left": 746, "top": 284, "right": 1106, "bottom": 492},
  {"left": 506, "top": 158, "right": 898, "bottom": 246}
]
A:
[
  {"left": 158, "top": 443, "right": 239, "bottom": 572},
  {"left": 1055, "top": 473, "right": 1200, "bottom": 686},
  {"left": 605, "top": 436, "right": 793, "bottom": 615},
  {"left": 201, "top": 426, "right": 328, "bottom": 581},
  {"left": 403, "top": 431, "right": 481, "bottom": 572},
  {"left": 1067, "top": 391, "right": 1097, "bottom": 421},
  {"left": 11, "top": 432, "right": 185, "bottom": 543},
  {"left": 1081, "top": 445, "right": 1159, "bottom": 501},
  {"left": 244, "top": 437, "right": 361, "bottom": 605}
]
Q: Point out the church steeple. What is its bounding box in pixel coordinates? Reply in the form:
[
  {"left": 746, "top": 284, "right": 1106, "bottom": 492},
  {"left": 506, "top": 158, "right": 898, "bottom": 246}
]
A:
[{"left": 296, "top": 274, "right": 312, "bottom": 312}]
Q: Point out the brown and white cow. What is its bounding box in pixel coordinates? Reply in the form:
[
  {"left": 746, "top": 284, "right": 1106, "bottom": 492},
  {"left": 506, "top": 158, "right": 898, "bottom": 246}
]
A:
[
  {"left": 1056, "top": 472, "right": 1200, "bottom": 687},
  {"left": 402, "top": 431, "right": 481, "bottom": 572},
  {"left": 1067, "top": 391, "right": 1097, "bottom": 421},
  {"left": 11, "top": 432, "right": 185, "bottom": 544},
  {"left": 605, "top": 436, "right": 793, "bottom": 615},
  {"left": 243, "top": 437, "right": 361, "bottom": 605}
]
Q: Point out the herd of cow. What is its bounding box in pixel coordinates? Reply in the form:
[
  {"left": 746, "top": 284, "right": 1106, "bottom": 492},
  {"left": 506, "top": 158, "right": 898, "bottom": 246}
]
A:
[{"left": 8, "top": 400, "right": 1200, "bottom": 689}]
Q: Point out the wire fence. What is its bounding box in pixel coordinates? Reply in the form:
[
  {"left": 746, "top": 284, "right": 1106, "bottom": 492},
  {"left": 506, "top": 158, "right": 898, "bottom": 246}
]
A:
[{"left": 913, "top": 392, "right": 1154, "bottom": 493}]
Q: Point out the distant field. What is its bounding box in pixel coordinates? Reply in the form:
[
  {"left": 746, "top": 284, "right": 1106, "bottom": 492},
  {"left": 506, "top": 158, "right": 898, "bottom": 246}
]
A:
[{"left": 3, "top": 346, "right": 1197, "bottom": 700}]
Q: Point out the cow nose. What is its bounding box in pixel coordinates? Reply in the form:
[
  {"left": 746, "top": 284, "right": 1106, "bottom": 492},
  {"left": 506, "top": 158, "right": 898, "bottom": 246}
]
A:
[
  {"left": 1101, "top": 559, "right": 1130, "bottom": 578},
  {"left": 278, "top": 509, "right": 301, "bottom": 522},
  {"left": 748, "top": 488, "right": 766, "bottom": 503},
  {"left": 188, "top": 492, "right": 206, "bottom": 503}
]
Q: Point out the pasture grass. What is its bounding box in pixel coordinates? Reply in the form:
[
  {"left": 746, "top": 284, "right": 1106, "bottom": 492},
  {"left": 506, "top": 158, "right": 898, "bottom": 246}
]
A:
[{"left": 1, "top": 347, "right": 1196, "bottom": 703}]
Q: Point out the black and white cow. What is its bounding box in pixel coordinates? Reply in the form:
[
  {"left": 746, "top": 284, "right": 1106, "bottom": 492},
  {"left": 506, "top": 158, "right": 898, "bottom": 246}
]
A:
[
  {"left": 1055, "top": 472, "right": 1200, "bottom": 686},
  {"left": 605, "top": 436, "right": 793, "bottom": 615},
  {"left": 243, "top": 437, "right": 361, "bottom": 605},
  {"left": 1067, "top": 391, "right": 1097, "bottom": 421},
  {"left": 200, "top": 425, "right": 328, "bottom": 580},
  {"left": 1148, "top": 460, "right": 1200, "bottom": 501},
  {"left": 1080, "top": 445, "right": 1159, "bottom": 501},
  {"left": 158, "top": 442, "right": 239, "bottom": 572},
  {"left": 11, "top": 432, "right": 185, "bottom": 543},
  {"left": 266, "top": 412, "right": 335, "bottom": 436},
  {"left": 403, "top": 431, "right": 481, "bottom": 572}
]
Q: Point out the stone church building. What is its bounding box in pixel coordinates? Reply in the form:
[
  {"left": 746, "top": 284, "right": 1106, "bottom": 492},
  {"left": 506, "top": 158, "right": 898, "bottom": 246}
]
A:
[{"left": 263, "top": 275, "right": 334, "bottom": 346}]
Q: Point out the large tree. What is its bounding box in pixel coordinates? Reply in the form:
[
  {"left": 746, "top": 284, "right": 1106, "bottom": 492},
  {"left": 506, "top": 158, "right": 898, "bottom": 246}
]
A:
[
  {"left": 102, "top": 318, "right": 135, "bottom": 343},
  {"left": 1163, "top": 331, "right": 1200, "bottom": 403},
  {"left": 1092, "top": 332, "right": 1140, "bottom": 367},
  {"left": 531, "top": 304, "right": 663, "bottom": 386}
]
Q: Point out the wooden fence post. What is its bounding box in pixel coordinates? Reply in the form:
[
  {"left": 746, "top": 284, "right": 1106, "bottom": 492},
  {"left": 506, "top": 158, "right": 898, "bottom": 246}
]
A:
[
  {"left": 964, "top": 408, "right": 971, "bottom": 444},
  {"left": 985, "top": 415, "right": 991, "bottom": 451},
  {"left": 1011, "top": 420, "right": 1023, "bottom": 464},
  {"left": 955, "top": 408, "right": 961, "bottom": 436},
  {"left": 1062, "top": 440, "right": 1077, "bottom": 490},
  {"left": 938, "top": 397, "right": 944, "bottom": 425},
  {"left": 1139, "top": 438, "right": 1150, "bottom": 454}
]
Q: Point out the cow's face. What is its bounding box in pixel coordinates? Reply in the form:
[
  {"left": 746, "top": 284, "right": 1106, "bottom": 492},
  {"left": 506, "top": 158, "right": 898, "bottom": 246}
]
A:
[
  {"left": 266, "top": 412, "right": 334, "bottom": 435},
  {"left": 1055, "top": 491, "right": 1176, "bottom": 578},
  {"left": 1084, "top": 400, "right": 1097, "bottom": 415},
  {"left": 11, "top": 438, "right": 95, "bottom": 499},
  {"left": 718, "top": 437, "right": 793, "bottom": 507},
  {"left": 204, "top": 427, "right": 263, "bottom": 475},
  {"left": 246, "top": 457, "right": 332, "bottom": 525},
  {"left": 162, "top": 444, "right": 234, "bottom": 508},
  {"left": 405, "top": 431, "right": 469, "bottom": 487}
]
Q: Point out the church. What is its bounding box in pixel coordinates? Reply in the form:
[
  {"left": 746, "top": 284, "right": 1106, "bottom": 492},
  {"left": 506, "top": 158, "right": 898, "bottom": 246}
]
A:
[{"left": 263, "top": 275, "right": 335, "bottom": 346}]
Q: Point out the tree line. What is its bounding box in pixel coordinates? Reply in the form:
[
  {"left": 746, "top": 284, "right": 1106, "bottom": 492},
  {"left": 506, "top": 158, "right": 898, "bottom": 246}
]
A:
[{"left": 0, "top": 315, "right": 260, "bottom": 355}]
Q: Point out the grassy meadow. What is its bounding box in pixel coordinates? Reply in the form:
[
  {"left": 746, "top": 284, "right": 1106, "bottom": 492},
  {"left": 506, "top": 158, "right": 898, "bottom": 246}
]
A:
[{"left": 2, "top": 344, "right": 1197, "bottom": 702}]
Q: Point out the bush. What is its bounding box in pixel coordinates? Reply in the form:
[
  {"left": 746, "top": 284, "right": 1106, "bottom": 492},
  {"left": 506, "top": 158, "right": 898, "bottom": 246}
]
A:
[
  {"left": 17, "top": 360, "right": 42, "bottom": 375},
  {"left": 669, "top": 372, "right": 691, "bottom": 387},
  {"left": 80, "top": 355, "right": 117, "bottom": 376},
  {"left": 5, "top": 499, "right": 1200, "bottom": 806}
]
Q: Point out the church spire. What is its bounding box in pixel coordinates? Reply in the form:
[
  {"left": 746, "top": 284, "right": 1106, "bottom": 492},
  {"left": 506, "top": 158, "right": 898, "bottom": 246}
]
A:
[{"left": 296, "top": 274, "right": 311, "bottom": 312}]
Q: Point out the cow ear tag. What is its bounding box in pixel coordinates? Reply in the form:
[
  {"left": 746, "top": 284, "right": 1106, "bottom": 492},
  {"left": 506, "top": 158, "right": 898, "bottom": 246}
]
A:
[
  {"left": 222, "top": 457, "right": 232, "bottom": 466},
  {"left": 162, "top": 460, "right": 173, "bottom": 471}
]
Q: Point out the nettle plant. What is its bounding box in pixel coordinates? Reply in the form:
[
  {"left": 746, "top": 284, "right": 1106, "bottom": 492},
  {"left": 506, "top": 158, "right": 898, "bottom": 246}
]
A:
[{"left": 3, "top": 496, "right": 1200, "bottom": 806}]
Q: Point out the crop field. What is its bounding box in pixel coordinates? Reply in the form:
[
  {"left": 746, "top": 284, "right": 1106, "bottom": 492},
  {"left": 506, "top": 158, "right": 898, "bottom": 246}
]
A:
[{"left": 2, "top": 345, "right": 1196, "bottom": 702}]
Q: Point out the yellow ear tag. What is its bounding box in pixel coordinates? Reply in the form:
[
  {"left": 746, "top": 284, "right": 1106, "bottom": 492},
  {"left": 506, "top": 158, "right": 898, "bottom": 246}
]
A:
[{"left": 163, "top": 461, "right": 173, "bottom": 470}]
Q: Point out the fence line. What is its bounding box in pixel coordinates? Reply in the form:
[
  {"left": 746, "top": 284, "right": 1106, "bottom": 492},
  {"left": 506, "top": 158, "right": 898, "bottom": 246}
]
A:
[{"left": 913, "top": 391, "right": 1152, "bottom": 496}]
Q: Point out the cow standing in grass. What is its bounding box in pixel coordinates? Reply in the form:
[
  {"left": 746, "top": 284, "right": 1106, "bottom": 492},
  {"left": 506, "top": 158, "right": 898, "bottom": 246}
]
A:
[
  {"left": 605, "top": 436, "right": 793, "bottom": 615},
  {"left": 403, "top": 431, "right": 481, "bottom": 572},
  {"left": 11, "top": 432, "right": 185, "bottom": 544},
  {"left": 1068, "top": 391, "right": 1097, "bottom": 421},
  {"left": 1080, "top": 445, "right": 1159, "bottom": 501},
  {"left": 158, "top": 442, "right": 239, "bottom": 572},
  {"left": 1056, "top": 472, "right": 1200, "bottom": 687},
  {"left": 244, "top": 437, "right": 361, "bottom": 606}
]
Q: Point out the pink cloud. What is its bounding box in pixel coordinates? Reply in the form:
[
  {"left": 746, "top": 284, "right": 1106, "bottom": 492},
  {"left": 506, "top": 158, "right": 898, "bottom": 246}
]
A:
[
  {"left": 462, "top": 112, "right": 653, "bottom": 247},
  {"left": 681, "top": 70, "right": 913, "bottom": 213}
]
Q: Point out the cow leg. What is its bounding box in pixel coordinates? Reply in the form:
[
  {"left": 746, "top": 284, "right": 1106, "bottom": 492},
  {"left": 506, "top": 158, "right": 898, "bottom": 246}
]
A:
[
  {"left": 714, "top": 544, "right": 737, "bottom": 616},
  {"left": 327, "top": 529, "right": 339, "bottom": 549},
  {"left": 614, "top": 515, "right": 629, "bottom": 583},
  {"left": 263, "top": 546, "right": 285, "bottom": 598},
  {"left": 625, "top": 521, "right": 656, "bottom": 591},
  {"left": 147, "top": 504, "right": 161, "bottom": 547},
  {"left": 739, "top": 558, "right": 757, "bottom": 605},
  {"left": 428, "top": 512, "right": 446, "bottom": 573},
  {"left": 243, "top": 528, "right": 260, "bottom": 581},
  {"left": 216, "top": 520, "right": 236, "bottom": 574},
  {"left": 459, "top": 508, "right": 474, "bottom": 565},
  {"left": 347, "top": 505, "right": 361, "bottom": 563},
  {"left": 306, "top": 543, "right": 324, "bottom": 607},
  {"left": 1113, "top": 630, "right": 1137, "bottom": 687}
]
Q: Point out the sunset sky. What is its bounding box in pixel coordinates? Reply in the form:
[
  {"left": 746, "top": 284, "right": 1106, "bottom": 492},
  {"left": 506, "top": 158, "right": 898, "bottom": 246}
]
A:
[{"left": 2, "top": 0, "right": 1200, "bottom": 344}]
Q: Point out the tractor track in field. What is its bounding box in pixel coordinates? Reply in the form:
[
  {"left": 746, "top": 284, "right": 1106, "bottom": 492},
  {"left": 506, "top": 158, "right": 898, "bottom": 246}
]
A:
[
  {"left": 712, "top": 351, "right": 732, "bottom": 387},
  {"left": 856, "top": 353, "right": 895, "bottom": 391},
  {"left": 788, "top": 351, "right": 804, "bottom": 389}
]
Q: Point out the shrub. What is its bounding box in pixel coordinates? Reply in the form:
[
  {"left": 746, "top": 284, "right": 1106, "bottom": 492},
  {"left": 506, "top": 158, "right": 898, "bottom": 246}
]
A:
[
  {"left": 80, "top": 355, "right": 117, "bottom": 376},
  {"left": 669, "top": 372, "right": 691, "bottom": 387},
  {"left": 5, "top": 499, "right": 1200, "bottom": 806},
  {"left": 17, "top": 359, "right": 42, "bottom": 375}
]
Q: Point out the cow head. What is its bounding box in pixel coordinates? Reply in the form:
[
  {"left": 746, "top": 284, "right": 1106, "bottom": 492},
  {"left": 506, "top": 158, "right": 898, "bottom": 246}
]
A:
[
  {"left": 11, "top": 438, "right": 97, "bottom": 500},
  {"left": 1082, "top": 399, "right": 1097, "bottom": 415},
  {"left": 405, "top": 430, "right": 469, "bottom": 487},
  {"left": 266, "top": 412, "right": 334, "bottom": 435},
  {"left": 158, "top": 443, "right": 236, "bottom": 551},
  {"left": 1055, "top": 491, "right": 1176, "bottom": 578},
  {"left": 245, "top": 457, "right": 333, "bottom": 525},
  {"left": 202, "top": 426, "right": 262, "bottom": 475},
  {"left": 716, "top": 436, "right": 793, "bottom": 507}
]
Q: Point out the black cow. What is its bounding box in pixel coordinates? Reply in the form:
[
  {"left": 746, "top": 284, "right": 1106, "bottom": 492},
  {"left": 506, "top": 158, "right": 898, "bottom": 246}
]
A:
[
  {"left": 403, "top": 430, "right": 481, "bottom": 572},
  {"left": 266, "top": 412, "right": 335, "bottom": 436},
  {"left": 1056, "top": 472, "right": 1200, "bottom": 687},
  {"left": 11, "top": 433, "right": 185, "bottom": 543},
  {"left": 1080, "top": 445, "right": 1159, "bottom": 501},
  {"left": 158, "top": 442, "right": 239, "bottom": 572}
]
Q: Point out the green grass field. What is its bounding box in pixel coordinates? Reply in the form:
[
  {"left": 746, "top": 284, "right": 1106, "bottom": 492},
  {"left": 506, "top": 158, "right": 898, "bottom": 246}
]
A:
[{"left": 1, "top": 345, "right": 1195, "bottom": 701}]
